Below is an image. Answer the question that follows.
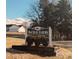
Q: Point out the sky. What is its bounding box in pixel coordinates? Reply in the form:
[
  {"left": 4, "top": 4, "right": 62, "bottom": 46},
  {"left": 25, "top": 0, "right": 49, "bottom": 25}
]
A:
[
  {"left": 6, "top": 0, "right": 72, "bottom": 19},
  {"left": 6, "top": 0, "right": 37, "bottom": 19}
]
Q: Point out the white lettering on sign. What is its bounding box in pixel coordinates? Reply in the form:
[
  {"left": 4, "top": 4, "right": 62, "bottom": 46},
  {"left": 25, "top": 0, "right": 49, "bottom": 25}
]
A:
[{"left": 28, "top": 31, "right": 49, "bottom": 35}]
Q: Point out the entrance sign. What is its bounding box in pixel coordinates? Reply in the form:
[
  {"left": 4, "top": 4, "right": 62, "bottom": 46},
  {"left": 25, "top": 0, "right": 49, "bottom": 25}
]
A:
[{"left": 25, "top": 26, "right": 53, "bottom": 47}]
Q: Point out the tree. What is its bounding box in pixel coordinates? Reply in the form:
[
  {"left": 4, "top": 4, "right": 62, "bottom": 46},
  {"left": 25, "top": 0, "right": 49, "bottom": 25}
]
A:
[
  {"left": 39, "top": 0, "right": 72, "bottom": 40},
  {"left": 24, "top": 1, "right": 43, "bottom": 27},
  {"left": 56, "top": 0, "right": 72, "bottom": 40},
  {"left": 39, "top": 3, "right": 63, "bottom": 40},
  {"left": 25, "top": 0, "right": 72, "bottom": 40}
]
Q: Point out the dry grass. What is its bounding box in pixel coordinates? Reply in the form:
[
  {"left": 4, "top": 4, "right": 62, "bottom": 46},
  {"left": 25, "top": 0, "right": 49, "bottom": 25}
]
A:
[
  {"left": 6, "top": 32, "right": 25, "bottom": 35},
  {"left": 6, "top": 37, "right": 25, "bottom": 48},
  {"left": 6, "top": 37, "right": 72, "bottom": 59}
]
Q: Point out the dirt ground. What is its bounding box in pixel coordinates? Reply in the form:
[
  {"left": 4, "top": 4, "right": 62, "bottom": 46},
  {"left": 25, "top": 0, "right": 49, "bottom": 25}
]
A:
[{"left": 6, "top": 37, "right": 72, "bottom": 59}]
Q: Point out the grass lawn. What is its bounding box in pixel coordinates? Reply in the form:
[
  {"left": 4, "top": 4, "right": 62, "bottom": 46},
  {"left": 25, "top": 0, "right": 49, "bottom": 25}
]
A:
[{"left": 6, "top": 37, "right": 25, "bottom": 48}]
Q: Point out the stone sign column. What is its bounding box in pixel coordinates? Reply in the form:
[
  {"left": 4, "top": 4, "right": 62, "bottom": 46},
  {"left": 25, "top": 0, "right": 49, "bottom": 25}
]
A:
[{"left": 48, "top": 26, "right": 53, "bottom": 47}]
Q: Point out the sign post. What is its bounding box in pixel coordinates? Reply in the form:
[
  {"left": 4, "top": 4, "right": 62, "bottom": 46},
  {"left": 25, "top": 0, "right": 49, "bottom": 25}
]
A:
[{"left": 48, "top": 26, "right": 53, "bottom": 47}]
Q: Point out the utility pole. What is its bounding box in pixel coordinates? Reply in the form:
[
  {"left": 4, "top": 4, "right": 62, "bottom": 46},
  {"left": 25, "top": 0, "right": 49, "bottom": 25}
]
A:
[{"left": 40, "top": 0, "right": 49, "bottom": 8}]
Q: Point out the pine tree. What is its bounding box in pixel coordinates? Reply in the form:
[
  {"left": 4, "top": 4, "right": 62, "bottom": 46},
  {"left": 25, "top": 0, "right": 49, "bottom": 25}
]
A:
[{"left": 56, "top": 0, "right": 72, "bottom": 40}]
